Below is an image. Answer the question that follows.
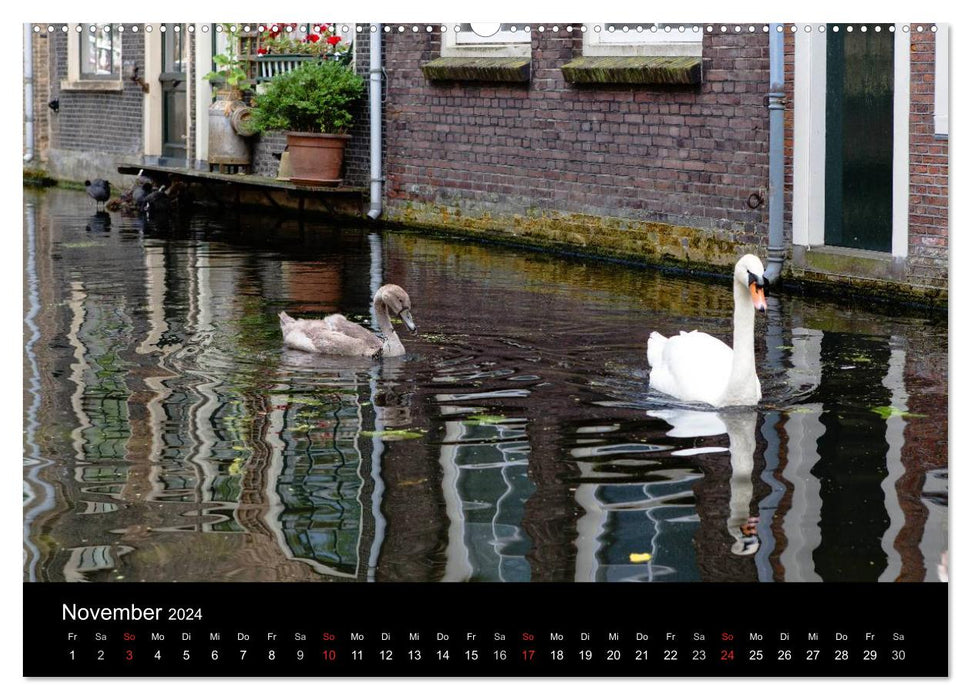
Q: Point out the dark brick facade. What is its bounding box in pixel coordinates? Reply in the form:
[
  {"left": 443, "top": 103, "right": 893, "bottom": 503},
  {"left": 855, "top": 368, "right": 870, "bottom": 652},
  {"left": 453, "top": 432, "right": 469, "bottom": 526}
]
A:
[
  {"left": 252, "top": 130, "right": 287, "bottom": 177},
  {"left": 379, "top": 28, "right": 773, "bottom": 266},
  {"left": 28, "top": 29, "right": 52, "bottom": 162},
  {"left": 26, "top": 24, "right": 948, "bottom": 299},
  {"left": 343, "top": 28, "right": 372, "bottom": 189},
  {"left": 50, "top": 27, "right": 145, "bottom": 157},
  {"left": 907, "top": 25, "right": 949, "bottom": 287}
]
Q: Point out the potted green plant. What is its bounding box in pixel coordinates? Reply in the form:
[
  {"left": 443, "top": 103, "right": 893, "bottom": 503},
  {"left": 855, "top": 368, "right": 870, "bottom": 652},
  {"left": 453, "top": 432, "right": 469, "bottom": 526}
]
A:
[
  {"left": 204, "top": 23, "right": 249, "bottom": 99},
  {"left": 251, "top": 59, "right": 365, "bottom": 185}
]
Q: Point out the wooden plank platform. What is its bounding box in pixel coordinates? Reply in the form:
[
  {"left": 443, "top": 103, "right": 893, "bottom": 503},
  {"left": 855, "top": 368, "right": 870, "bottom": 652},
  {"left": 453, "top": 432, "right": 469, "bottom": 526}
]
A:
[{"left": 117, "top": 163, "right": 367, "bottom": 218}]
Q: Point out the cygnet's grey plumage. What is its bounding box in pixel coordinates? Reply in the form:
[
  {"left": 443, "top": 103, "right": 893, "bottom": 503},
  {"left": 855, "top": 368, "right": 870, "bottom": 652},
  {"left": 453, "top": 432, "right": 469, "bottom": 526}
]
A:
[{"left": 280, "top": 284, "right": 416, "bottom": 357}]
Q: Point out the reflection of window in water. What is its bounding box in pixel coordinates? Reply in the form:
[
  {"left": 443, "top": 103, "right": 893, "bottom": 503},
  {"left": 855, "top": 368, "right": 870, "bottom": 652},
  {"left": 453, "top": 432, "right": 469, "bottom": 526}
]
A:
[
  {"left": 441, "top": 418, "right": 533, "bottom": 582},
  {"left": 81, "top": 25, "right": 121, "bottom": 78},
  {"left": 275, "top": 392, "right": 366, "bottom": 577}
]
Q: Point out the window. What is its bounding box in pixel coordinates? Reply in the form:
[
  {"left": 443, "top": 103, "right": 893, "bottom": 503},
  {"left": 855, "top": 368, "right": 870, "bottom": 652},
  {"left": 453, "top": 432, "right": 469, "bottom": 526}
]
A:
[
  {"left": 584, "top": 23, "right": 702, "bottom": 57},
  {"left": 80, "top": 25, "right": 121, "bottom": 78},
  {"left": 63, "top": 24, "right": 124, "bottom": 90},
  {"left": 441, "top": 23, "right": 531, "bottom": 58}
]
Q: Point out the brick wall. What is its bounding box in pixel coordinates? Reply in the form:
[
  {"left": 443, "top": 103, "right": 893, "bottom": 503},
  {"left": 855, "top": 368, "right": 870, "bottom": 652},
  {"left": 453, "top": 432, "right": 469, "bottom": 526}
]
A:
[
  {"left": 379, "top": 28, "right": 773, "bottom": 268},
  {"left": 907, "top": 25, "right": 949, "bottom": 286},
  {"left": 29, "top": 28, "right": 52, "bottom": 162},
  {"left": 252, "top": 131, "right": 287, "bottom": 177},
  {"left": 51, "top": 28, "right": 145, "bottom": 156},
  {"left": 783, "top": 30, "right": 795, "bottom": 239},
  {"left": 188, "top": 28, "right": 196, "bottom": 163},
  {"left": 343, "top": 28, "right": 371, "bottom": 189}
]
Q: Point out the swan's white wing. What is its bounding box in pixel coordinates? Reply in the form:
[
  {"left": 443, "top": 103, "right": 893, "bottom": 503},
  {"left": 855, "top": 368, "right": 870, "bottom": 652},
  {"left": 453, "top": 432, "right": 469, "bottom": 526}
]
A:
[{"left": 648, "top": 331, "right": 733, "bottom": 405}]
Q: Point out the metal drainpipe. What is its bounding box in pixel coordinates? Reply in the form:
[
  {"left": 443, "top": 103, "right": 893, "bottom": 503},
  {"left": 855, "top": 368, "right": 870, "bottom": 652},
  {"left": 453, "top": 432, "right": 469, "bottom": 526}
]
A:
[
  {"left": 24, "top": 23, "right": 35, "bottom": 163},
  {"left": 765, "top": 23, "right": 786, "bottom": 283},
  {"left": 367, "top": 25, "right": 383, "bottom": 219}
]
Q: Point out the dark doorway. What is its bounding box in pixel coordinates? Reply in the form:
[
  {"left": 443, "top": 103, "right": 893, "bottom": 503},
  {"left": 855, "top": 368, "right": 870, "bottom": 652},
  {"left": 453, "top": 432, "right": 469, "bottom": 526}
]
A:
[
  {"left": 824, "top": 25, "right": 895, "bottom": 252},
  {"left": 160, "top": 24, "right": 187, "bottom": 160}
]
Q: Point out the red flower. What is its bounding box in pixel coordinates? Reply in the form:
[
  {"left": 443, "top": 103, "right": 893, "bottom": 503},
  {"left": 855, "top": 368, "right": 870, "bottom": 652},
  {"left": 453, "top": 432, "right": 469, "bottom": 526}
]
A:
[
  {"left": 326, "top": 35, "right": 341, "bottom": 46},
  {"left": 257, "top": 47, "right": 268, "bottom": 54},
  {"left": 319, "top": 23, "right": 329, "bottom": 32},
  {"left": 307, "top": 34, "right": 320, "bottom": 43}
]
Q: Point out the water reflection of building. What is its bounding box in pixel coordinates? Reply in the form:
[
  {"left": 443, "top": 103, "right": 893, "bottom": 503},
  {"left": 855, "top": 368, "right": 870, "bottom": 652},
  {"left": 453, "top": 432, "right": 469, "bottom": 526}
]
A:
[
  {"left": 23, "top": 194, "right": 948, "bottom": 583},
  {"left": 770, "top": 303, "right": 948, "bottom": 583},
  {"left": 570, "top": 301, "right": 947, "bottom": 584},
  {"left": 24, "top": 195, "right": 381, "bottom": 582},
  {"left": 435, "top": 406, "right": 534, "bottom": 582}
]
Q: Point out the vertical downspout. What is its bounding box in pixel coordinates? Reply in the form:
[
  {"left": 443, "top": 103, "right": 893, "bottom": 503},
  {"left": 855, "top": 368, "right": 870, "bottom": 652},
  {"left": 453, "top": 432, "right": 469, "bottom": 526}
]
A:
[
  {"left": 24, "top": 23, "right": 35, "bottom": 163},
  {"left": 367, "top": 25, "right": 383, "bottom": 219},
  {"left": 765, "top": 23, "right": 786, "bottom": 283}
]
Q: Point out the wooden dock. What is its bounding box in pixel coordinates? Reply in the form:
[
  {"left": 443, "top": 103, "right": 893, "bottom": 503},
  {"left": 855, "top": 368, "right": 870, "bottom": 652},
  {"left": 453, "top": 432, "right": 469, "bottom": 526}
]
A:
[{"left": 117, "top": 163, "right": 367, "bottom": 218}]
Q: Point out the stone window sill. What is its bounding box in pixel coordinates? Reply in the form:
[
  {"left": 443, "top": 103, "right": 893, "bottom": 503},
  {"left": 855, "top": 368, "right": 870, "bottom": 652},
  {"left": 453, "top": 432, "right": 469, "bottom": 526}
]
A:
[
  {"left": 421, "top": 57, "right": 531, "bottom": 83},
  {"left": 561, "top": 56, "right": 701, "bottom": 85},
  {"left": 60, "top": 79, "right": 125, "bottom": 92}
]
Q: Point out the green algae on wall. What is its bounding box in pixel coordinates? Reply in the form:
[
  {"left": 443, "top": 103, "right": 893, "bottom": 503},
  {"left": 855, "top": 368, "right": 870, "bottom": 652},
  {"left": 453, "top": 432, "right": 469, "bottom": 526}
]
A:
[{"left": 388, "top": 200, "right": 754, "bottom": 274}]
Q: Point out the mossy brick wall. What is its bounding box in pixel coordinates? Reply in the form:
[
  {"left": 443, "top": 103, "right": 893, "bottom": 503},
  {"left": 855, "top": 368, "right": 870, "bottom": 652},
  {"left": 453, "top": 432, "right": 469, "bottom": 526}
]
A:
[
  {"left": 907, "top": 26, "right": 948, "bottom": 288},
  {"left": 50, "top": 28, "right": 145, "bottom": 158},
  {"left": 379, "top": 28, "right": 774, "bottom": 268}
]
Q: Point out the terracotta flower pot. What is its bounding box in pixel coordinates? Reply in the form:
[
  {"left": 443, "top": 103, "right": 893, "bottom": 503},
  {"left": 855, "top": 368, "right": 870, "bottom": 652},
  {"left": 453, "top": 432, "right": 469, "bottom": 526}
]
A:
[{"left": 286, "top": 132, "right": 350, "bottom": 186}]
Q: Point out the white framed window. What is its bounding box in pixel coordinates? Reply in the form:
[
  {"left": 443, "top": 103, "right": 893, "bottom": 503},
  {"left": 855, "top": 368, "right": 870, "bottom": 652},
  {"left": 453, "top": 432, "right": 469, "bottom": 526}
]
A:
[
  {"left": 584, "top": 23, "right": 702, "bottom": 57},
  {"left": 441, "top": 23, "right": 531, "bottom": 58},
  {"left": 63, "top": 24, "right": 124, "bottom": 91}
]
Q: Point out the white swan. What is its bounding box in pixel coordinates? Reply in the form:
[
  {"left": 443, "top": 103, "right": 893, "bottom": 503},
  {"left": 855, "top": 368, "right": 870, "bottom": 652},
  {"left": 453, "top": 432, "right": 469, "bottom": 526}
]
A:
[
  {"left": 279, "top": 284, "right": 416, "bottom": 357},
  {"left": 647, "top": 254, "right": 766, "bottom": 407}
]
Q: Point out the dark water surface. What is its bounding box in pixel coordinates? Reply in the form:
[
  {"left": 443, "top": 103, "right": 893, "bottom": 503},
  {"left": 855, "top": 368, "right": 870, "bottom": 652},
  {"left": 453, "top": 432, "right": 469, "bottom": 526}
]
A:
[{"left": 23, "top": 189, "right": 948, "bottom": 583}]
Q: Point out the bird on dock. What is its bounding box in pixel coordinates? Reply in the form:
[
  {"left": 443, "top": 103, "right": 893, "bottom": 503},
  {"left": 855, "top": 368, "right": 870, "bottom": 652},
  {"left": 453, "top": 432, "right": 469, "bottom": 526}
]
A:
[
  {"left": 84, "top": 179, "right": 111, "bottom": 211},
  {"left": 647, "top": 254, "right": 766, "bottom": 407},
  {"left": 132, "top": 180, "right": 154, "bottom": 207},
  {"left": 141, "top": 186, "right": 169, "bottom": 221},
  {"left": 279, "top": 284, "right": 417, "bottom": 358},
  {"left": 135, "top": 169, "right": 154, "bottom": 186}
]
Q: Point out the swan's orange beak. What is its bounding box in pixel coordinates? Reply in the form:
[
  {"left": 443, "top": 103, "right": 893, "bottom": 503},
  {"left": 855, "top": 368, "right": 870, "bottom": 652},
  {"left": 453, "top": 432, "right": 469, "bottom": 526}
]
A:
[{"left": 750, "top": 282, "right": 767, "bottom": 313}]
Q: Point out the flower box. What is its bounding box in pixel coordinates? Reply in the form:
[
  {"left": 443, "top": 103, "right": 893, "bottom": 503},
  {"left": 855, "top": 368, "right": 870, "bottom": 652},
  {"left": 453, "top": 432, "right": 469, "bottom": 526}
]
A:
[{"left": 255, "top": 54, "right": 317, "bottom": 82}]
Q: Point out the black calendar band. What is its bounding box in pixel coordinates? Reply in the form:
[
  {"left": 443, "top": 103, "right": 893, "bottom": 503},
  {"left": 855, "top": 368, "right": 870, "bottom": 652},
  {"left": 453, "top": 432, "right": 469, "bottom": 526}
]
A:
[{"left": 24, "top": 582, "right": 947, "bottom": 678}]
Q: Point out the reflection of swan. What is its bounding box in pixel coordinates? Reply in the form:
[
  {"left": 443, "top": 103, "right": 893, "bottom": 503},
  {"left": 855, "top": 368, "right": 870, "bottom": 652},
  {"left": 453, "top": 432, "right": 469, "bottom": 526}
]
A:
[
  {"left": 647, "top": 254, "right": 766, "bottom": 407},
  {"left": 649, "top": 408, "right": 760, "bottom": 556},
  {"left": 279, "top": 284, "right": 416, "bottom": 357}
]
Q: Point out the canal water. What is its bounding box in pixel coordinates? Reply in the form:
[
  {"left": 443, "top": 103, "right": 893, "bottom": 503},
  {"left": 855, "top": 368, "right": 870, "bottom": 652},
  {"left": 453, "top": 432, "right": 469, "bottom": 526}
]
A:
[{"left": 23, "top": 188, "right": 948, "bottom": 583}]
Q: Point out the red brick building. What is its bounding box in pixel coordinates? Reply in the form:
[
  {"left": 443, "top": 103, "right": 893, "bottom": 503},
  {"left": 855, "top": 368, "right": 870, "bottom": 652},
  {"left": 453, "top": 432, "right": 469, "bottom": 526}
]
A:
[
  {"left": 25, "top": 22, "right": 949, "bottom": 304},
  {"left": 377, "top": 23, "right": 948, "bottom": 304}
]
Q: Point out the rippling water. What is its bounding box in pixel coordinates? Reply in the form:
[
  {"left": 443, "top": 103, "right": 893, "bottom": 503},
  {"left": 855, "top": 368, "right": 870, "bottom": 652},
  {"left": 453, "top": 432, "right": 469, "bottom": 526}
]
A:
[{"left": 23, "top": 188, "right": 948, "bottom": 583}]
